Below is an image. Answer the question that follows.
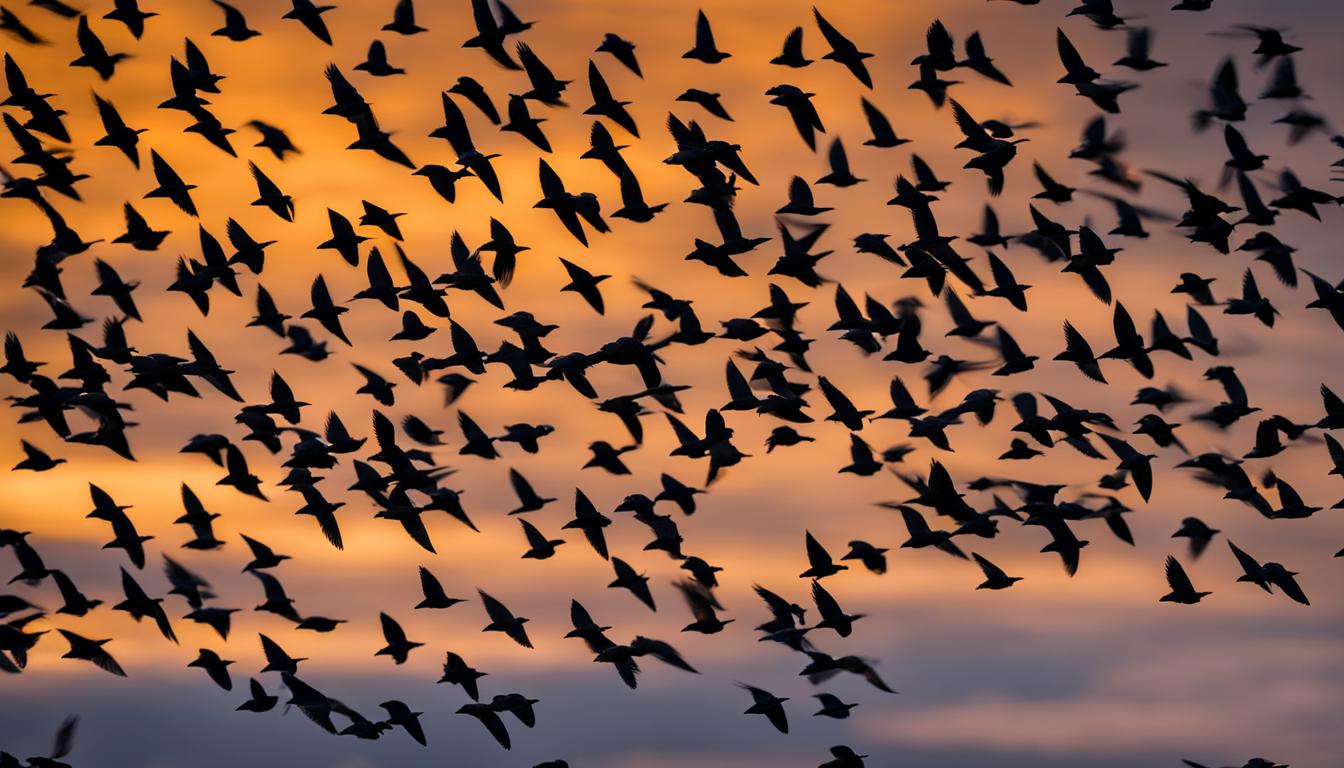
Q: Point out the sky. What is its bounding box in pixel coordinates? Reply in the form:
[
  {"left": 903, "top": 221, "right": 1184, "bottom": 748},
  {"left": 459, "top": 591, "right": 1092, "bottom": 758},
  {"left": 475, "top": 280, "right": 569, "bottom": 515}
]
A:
[{"left": 2, "top": 0, "right": 1344, "bottom": 766}]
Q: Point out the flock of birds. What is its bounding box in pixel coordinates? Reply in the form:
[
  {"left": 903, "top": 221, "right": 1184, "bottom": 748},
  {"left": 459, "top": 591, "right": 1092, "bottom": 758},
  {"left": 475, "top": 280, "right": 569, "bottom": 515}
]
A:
[{"left": 0, "top": 0, "right": 1340, "bottom": 765}]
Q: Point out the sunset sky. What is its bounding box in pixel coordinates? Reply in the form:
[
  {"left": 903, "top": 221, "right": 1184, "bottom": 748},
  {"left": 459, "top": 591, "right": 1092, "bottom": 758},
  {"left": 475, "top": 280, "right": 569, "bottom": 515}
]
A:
[{"left": 2, "top": 0, "right": 1343, "bottom": 766}]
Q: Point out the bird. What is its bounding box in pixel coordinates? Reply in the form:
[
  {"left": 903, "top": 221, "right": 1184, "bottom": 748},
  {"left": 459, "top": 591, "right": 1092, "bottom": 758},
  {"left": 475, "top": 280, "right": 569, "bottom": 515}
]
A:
[
  {"left": 1097, "top": 434, "right": 1154, "bottom": 502},
  {"left": 506, "top": 468, "right": 556, "bottom": 516},
  {"left": 237, "top": 678, "right": 279, "bottom": 712},
  {"left": 812, "top": 8, "right": 874, "bottom": 88},
  {"left": 558, "top": 258, "right": 609, "bottom": 314},
  {"left": 248, "top": 162, "right": 294, "bottom": 221},
  {"left": 92, "top": 94, "right": 146, "bottom": 168},
  {"left": 303, "top": 275, "right": 351, "bottom": 345},
  {"left": 677, "top": 88, "right": 731, "bottom": 121},
  {"left": 1055, "top": 321, "right": 1107, "bottom": 384},
  {"left": 456, "top": 701, "right": 512, "bottom": 749},
  {"left": 282, "top": 0, "right": 335, "bottom": 45},
  {"left": 597, "top": 33, "right": 641, "bottom": 77},
  {"left": 375, "top": 612, "right": 424, "bottom": 664},
  {"left": 800, "top": 531, "right": 847, "bottom": 579},
  {"left": 13, "top": 440, "right": 64, "bottom": 471},
  {"left": 516, "top": 42, "right": 569, "bottom": 104},
  {"left": 70, "top": 16, "right": 129, "bottom": 81},
  {"left": 479, "top": 590, "right": 532, "bottom": 648},
  {"left": 1228, "top": 541, "right": 1310, "bottom": 605},
  {"left": 210, "top": 1, "right": 259, "bottom": 41},
  {"left": 820, "top": 746, "right": 869, "bottom": 768},
  {"left": 240, "top": 534, "right": 289, "bottom": 571},
  {"left": 1160, "top": 555, "right": 1211, "bottom": 604},
  {"left": 959, "top": 31, "right": 1011, "bottom": 84},
  {"left": 841, "top": 541, "right": 887, "bottom": 574},
  {"left": 739, "top": 683, "right": 789, "bottom": 733},
  {"left": 535, "top": 159, "right": 608, "bottom": 246},
  {"left": 1, "top": 6, "right": 46, "bottom": 44},
  {"left": 258, "top": 634, "right": 306, "bottom": 675},
  {"left": 1056, "top": 28, "right": 1100, "bottom": 84},
  {"left": 684, "top": 10, "right": 729, "bottom": 63},
  {"left": 188, "top": 648, "right": 234, "bottom": 690},
  {"left": 502, "top": 94, "right": 551, "bottom": 152},
  {"left": 801, "top": 650, "right": 896, "bottom": 693},
  {"left": 860, "top": 97, "right": 909, "bottom": 148},
  {"left": 438, "top": 651, "right": 486, "bottom": 702},
  {"left": 58, "top": 629, "right": 125, "bottom": 676},
  {"left": 813, "top": 693, "right": 858, "bottom": 719},
  {"left": 1224, "top": 269, "right": 1279, "bottom": 327},
  {"left": 811, "top": 579, "right": 864, "bottom": 637},
  {"left": 519, "top": 518, "right": 565, "bottom": 560},
  {"left": 585, "top": 61, "right": 637, "bottom": 137},
  {"left": 416, "top": 567, "right": 466, "bottom": 609},
  {"left": 145, "top": 151, "right": 198, "bottom": 216},
  {"left": 766, "top": 84, "right": 825, "bottom": 150},
  {"left": 380, "top": 700, "right": 428, "bottom": 746},
  {"left": 561, "top": 489, "right": 611, "bottom": 559},
  {"left": 972, "top": 552, "right": 1022, "bottom": 589},
  {"left": 582, "top": 564, "right": 649, "bottom": 618},
  {"left": 892, "top": 503, "right": 967, "bottom": 558},
  {"left": 383, "top": 0, "right": 425, "bottom": 35},
  {"left": 1172, "top": 518, "right": 1220, "bottom": 559}
]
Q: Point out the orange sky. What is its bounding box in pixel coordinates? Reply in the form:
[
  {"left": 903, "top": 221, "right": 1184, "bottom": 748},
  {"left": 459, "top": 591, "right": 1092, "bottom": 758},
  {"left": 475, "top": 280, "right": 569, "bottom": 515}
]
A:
[{"left": 2, "top": 0, "right": 1343, "bottom": 766}]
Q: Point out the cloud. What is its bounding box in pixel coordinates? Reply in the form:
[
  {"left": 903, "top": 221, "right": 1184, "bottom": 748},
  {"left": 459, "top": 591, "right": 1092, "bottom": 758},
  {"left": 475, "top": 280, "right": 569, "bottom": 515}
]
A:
[{"left": 855, "top": 637, "right": 1344, "bottom": 763}]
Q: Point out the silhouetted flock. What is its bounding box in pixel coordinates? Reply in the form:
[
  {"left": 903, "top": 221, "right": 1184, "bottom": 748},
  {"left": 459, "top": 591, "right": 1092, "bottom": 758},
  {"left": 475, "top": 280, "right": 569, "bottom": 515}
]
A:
[{"left": 2, "top": 0, "right": 1340, "bottom": 766}]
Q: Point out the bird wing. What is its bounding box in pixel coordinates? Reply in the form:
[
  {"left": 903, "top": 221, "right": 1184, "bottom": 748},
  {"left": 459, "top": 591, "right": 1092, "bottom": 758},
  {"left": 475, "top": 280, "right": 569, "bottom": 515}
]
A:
[
  {"left": 898, "top": 505, "right": 931, "bottom": 536},
  {"left": 1063, "top": 321, "right": 1097, "bottom": 361},
  {"left": 1164, "top": 555, "right": 1195, "bottom": 594},
  {"left": 694, "top": 10, "right": 716, "bottom": 50},
  {"left": 1112, "top": 302, "right": 1142, "bottom": 346},
  {"left": 1227, "top": 540, "right": 1264, "bottom": 582},
  {"left": 972, "top": 552, "right": 1007, "bottom": 580},
  {"left": 587, "top": 60, "right": 614, "bottom": 103},
  {"left": 1269, "top": 570, "right": 1309, "bottom": 605},
  {"left": 949, "top": 99, "right": 990, "bottom": 146},
  {"left": 926, "top": 20, "right": 953, "bottom": 61},
  {"left": 996, "top": 327, "right": 1028, "bottom": 361},
  {"left": 380, "top": 612, "right": 408, "bottom": 645},
  {"left": 804, "top": 531, "right": 833, "bottom": 569},
  {"left": 810, "top": 579, "right": 841, "bottom": 621},
  {"left": 1056, "top": 28, "right": 1089, "bottom": 74}
]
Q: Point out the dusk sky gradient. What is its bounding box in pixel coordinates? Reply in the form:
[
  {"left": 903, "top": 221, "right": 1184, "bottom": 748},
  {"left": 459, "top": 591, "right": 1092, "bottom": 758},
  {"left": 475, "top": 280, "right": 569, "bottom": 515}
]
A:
[{"left": 2, "top": 0, "right": 1343, "bottom": 766}]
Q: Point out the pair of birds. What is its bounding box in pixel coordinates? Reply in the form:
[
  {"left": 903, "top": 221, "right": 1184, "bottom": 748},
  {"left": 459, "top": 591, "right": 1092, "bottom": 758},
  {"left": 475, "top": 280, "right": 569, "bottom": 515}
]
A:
[{"left": 1161, "top": 540, "right": 1310, "bottom": 606}]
